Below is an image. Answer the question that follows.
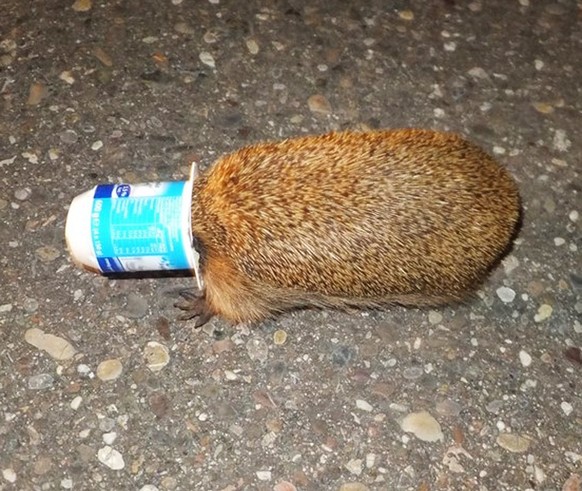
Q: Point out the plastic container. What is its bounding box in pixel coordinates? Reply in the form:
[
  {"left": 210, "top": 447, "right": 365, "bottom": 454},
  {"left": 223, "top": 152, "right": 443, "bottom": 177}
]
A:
[{"left": 65, "top": 165, "right": 202, "bottom": 288}]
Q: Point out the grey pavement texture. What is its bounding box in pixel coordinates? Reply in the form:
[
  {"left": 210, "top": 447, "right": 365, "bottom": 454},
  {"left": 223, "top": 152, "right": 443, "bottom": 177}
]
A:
[{"left": 1, "top": 0, "right": 581, "bottom": 490}]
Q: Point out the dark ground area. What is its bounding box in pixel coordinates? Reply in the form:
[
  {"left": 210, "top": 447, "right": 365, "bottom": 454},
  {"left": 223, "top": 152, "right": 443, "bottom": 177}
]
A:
[{"left": 0, "top": 0, "right": 581, "bottom": 490}]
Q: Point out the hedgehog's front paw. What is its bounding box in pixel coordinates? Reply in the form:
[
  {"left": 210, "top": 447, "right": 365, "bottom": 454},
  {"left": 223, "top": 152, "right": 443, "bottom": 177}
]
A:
[{"left": 174, "top": 290, "right": 214, "bottom": 328}]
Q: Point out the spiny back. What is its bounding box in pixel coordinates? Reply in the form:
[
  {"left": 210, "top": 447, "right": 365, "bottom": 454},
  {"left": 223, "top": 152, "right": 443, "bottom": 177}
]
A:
[{"left": 192, "top": 129, "right": 520, "bottom": 301}]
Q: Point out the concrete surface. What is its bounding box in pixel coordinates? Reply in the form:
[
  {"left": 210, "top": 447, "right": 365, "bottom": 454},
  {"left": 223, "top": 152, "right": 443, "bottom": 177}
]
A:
[{"left": 1, "top": 0, "right": 581, "bottom": 490}]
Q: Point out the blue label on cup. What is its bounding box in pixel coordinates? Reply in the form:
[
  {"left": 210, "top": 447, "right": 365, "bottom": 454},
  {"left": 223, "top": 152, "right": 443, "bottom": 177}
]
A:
[{"left": 90, "top": 182, "right": 192, "bottom": 273}]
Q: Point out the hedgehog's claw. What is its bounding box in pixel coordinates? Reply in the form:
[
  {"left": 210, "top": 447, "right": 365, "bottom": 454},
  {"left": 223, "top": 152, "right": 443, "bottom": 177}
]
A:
[{"left": 174, "top": 291, "right": 214, "bottom": 328}]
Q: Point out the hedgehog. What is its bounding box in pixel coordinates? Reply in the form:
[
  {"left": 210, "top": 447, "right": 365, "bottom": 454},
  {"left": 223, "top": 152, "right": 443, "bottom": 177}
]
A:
[{"left": 176, "top": 129, "right": 521, "bottom": 326}]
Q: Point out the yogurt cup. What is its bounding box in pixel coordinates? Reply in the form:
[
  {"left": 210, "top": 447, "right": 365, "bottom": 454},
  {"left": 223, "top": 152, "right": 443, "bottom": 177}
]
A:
[{"left": 65, "top": 165, "right": 202, "bottom": 288}]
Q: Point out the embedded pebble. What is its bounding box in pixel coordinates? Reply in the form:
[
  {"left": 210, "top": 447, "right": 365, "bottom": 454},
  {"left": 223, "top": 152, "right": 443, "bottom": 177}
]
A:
[
  {"left": 256, "top": 470, "right": 272, "bottom": 481},
  {"left": 0, "top": 198, "right": 8, "bottom": 210},
  {"left": 400, "top": 411, "right": 443, "bottom": 442},
  {"left": 274, "top": 482, "right": 297, "bottom": 491},
  {"left": 174, "top": 22, "right": 195, "bottom": 34},
  {"left": 96, "top": 359, "right": 123, "bottom": 381},
  {"left": 199, "top": 51, "right": 216, "bottom": 68},
  {"left": 139, "top": 486, "right": 159, "bottom": 491},
  {"left": 23, "top": 297, "right": 39, "bottom": 313},
  {"left": 28, "top": 373, "right": 54, "bottom": 390},
  {"left": 91, "top": 140, "right": 103, "bottom": 151},
  {"left": 344, "top": 458, "right": 363, "bottom": 476},
  {"left": 356, "top": 399, "right": 373, "bottom": 412},
  {"left": 534, "top": 304, "right": 553, "bottom": 322},
  {"left": 60, "top": 130, "right": 78, "bottom": 144},
  {"left": 468, "top": 67, "right": 488, "bottom": 79},
  {"left": 102, "top": 431, "right": 117, "bottom": 445},
  {"left": 502, "top": 255, "right": 519, "bottom": 274},
  {"left": 72, "top": 0, "right": 92, "bottom": 12},
  {"left": 403, "top": 366, "right": 423, "bottom": 380},
  {"left": 273, "top": 329, "right": 287, "bottom": 345},
  {"left": 569, "top": 210, "right": 579, "bottom": 222},
  {"left": 97, "top": 446, "right": 124, "bottom": 470},
  {"left": 25, "top": 328, "right": 76, "bottom": 360},
  {"left": 554, "top": 237, "right": 566, "bottom": 246},
  {"left": 246, "top": 38, "right": 259, "bottom": 55},
  {"left": 307, "top": 94, "right": 332, "bottom": 115},
  {"left": 14, "top": 187, "right": 32, "bottom": 200},
  {"left": 59, "top": 70, "right": 75, "bottom": 84},
  {"left": 70, "top": 396, "right": 83, "bottom": 410},
  {"left": 496, "top": 433, "right": 530, "bottom": 453},
  {"left": 436, "top": 399, "right": 462, "bottom": 417},
  {"left": 144, "top": 342, "right": 170, "bottom": 371},
  {"left": 532, "top": 102, "right": 554, "bottom": 114},
  {"left": 398, "top": 10, "right": 414, "bottom": 20},
  {"left": 123, "top": 293, "right": 148, "bottom": 319},
  {"left": 247, "top": 336, "right": 269, "bottom": 362},
  {"left": 496, "top": 286, "right": 516, "bottom": 303},
  {"left": 553, "top": 129, "right": 571, "bottom": 152},
  {"left": 27, "top": 82, "right": 47, "bottom": 105},
  {"left": 35, "top": 246, "right": 61, "bottom": 262},
  {"left": 0, "top": 303, "right": 13, "bottom": 313},
  {"left": 339, "top": 485, "right": 369, "bottom": 491},
  {"left": 561, "top": 401, "right": 573, "bottom": 416},
  {"left": 2, "top": 468, "right": 16, "bottom": 483},
  {"left": 519, "top": 350, "right": 532, "bottom": 367},
  {"left": 428, "top": 310, "right": 443, "bottom": 324}
]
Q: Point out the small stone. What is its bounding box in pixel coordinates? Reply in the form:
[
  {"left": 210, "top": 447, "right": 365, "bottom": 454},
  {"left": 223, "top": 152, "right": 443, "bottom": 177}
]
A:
[
  {"left": 246, "top": 38, "right": 259, "bottom": 55},
  {"left": 496, "top": 433, "right": 530, "bottom": 453},
  {"left": 96, "top": 359, "right": 123, "bottom": 381},
  {"left": 199, "top": 51, "right": 215, "bottom": 68},
  {"left": 33, "top": 456, "right": 52, "bottom": 475},
  {"left": 97, "top": 446, "right": 124, "bottom": 470},
  {"left": 307, "top": 94, "right": 332, "bottom": 115},
  {"left": 28, "top": 373, "right": 54, "bottom": 390},
  {"left": 59, "top": 71, "right": 75, "bottom": 84},
  {"left": 428, "top": 310, "right": 443, "bottom": 324},
  {"left": 103, "top": 431, "right": 117, "bottom": 445},
  {"left": 71, "top": 396, "right": 83, "bottom": 410},
  {"left": 356, "top": 399, "right": 373, "bottom": 412},
  {"left": 27, "top": 82, "right": 47, "bottom": 105},
  {"left": 503, "top": 255, "right": 519, "bottom": 274},
  {"left": 345, "top": 459, "right": 363, "bottom": 476},
  {"left": 60, "top": 130, "right": 78, "bottom": 144},
  {"left": 339, "top": 485, "right": 369, "bottom": 491},
  {"left": 256, "top": 470, "right": 272, "bottom": 481},
  {"left": 35, "top": 246, "right": 61, "bottom": 262},
  {"left": 2, "top": 468, "right": 16, "bottom": 483},
  {"left": 124, "top": 293, "right": 148, "bottom": 318},
  {"left": 247, "top": 336, "right": 269, "bottom": 362},
  {"left": 398, "top": 10, "right": 414, "bottom": 20},
  {"left": 468, "top": 67, "right": 488, "bottom": 79},
  {"left": 534, "top": 304, "right": 553, "bottom": 322},
  {"left": 174, "top": 22, "right": 195, "bottom": 34},
  {"left": 94, "top": 47, "right": 113, "bottom": 66},
  {"left": 144, "top": 342, "right": 170, "bottom": 371},
  {"left": 519, "top": 350, "right": 532, "bottom": 367},
  {"left": 274, "top": 482, "right": 297, "bottom": 491},
  {"left": 403, "top": 366, "right": 423, "bottom": 380},
  {"left": 139, "top": 486, "right": 159, "bottom": 491},
  {"left": 569, "top": 210, "right": 579, "bottom": 222},
  {"left": 91, "top": 140, "right": 103, "bottom": 151},
  {"left": 554, "top": 237, "right": 566, "bottom": 246},
  {"left": 562, "top": 474, "right": 582, "bottom": 491},
  {"left": 400, "top": 411, "right": 443, "bottom": 442},
  {"left": 561, "top": 401, "right": 573, "bottom": 416},
  {"left": 14, "top": 187, "right": 32, "bottom": 200},
  {"left": 0, "top": 303, "right": 13, "bottom": 313},
  {"left": 496, "top": 286, "right": 516, "bottom": 303},
  {"left": 553, "top": 129, "right": 571, "bottom": 152},
  {"left": 486, "top": 399, "right": 503, "bottom": 414},
  {"left": 72, "top": 0, "right": 92, "bottom": 12},
  {"left": 532, "top": 102, "right": 554, "bottom": 114},
  {"left": 436, "top": 399, "right": 462, "bottom": 417},
  {"left": 273, "top": 329, "right": 287, "bottom": 345},
  {"left": 25, "top": 328, "right": 76, "bottom": 360}
]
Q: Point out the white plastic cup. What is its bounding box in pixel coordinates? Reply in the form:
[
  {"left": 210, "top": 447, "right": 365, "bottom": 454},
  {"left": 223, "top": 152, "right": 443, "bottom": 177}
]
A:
[{"left": 66, "top": 168, "right": 201, "bottom": 287}]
